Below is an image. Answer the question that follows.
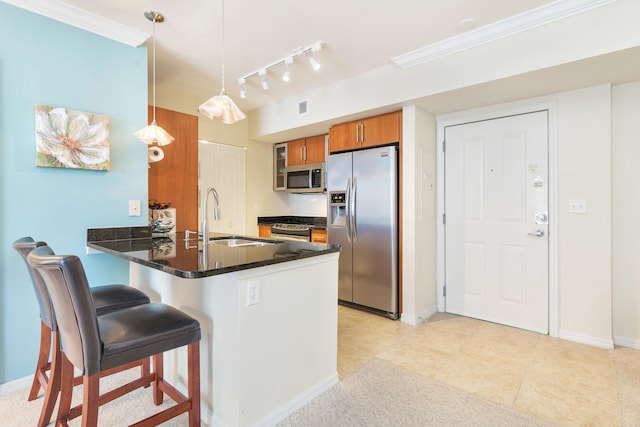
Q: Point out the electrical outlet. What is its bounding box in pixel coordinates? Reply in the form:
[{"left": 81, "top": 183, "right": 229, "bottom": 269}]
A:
[{"left": 247, "top": 281, "right": 260, "bottom": 306}]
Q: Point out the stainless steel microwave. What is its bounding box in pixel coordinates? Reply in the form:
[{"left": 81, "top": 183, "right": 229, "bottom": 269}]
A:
[{"left": 285, "top": 163, "right": 326, "bottom": 193}]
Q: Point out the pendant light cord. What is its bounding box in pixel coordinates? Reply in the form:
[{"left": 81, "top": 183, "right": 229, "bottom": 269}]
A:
[
  {"left": 152, "top": 16, "right": 157, "bottom": 123},
  {"left": 221, "top": 0, "right": 226, "bottom": 95}
]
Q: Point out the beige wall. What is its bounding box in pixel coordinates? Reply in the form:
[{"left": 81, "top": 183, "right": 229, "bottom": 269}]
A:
[
  {"left": 612, "top": 81, "right": 640, "bottom": 348},
  {"left": 401, "top": 105, "right": 438, "bottom": 324},
  {"left": 556, "top": 84, "right": 612, "bottom": 346}
]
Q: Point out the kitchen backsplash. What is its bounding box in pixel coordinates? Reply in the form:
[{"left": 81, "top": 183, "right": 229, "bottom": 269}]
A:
[{"left": 288, "top": 193, "right": 327, "bottom": 217}]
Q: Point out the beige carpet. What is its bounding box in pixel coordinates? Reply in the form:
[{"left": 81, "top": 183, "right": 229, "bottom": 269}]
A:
[
  {"left": 278, "top": 358, "right": 556, "bottom": 427},
  {"left": 0, "top": 357, "right": 556, "bottom": 427},
  {"left": 0, "top": 368, "right": 189, "bottom": 426}
]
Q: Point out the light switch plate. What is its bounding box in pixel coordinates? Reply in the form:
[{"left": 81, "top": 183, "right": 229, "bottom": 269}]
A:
[
  {"left": 128, "top": 200, "right": 141, "bottom": 216},
  {"left": 569, "top": 199, "right": 587, "bottom": 213}
]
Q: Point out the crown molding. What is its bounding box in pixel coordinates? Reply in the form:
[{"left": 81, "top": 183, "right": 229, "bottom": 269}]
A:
[
  {"left": 391, "top": 0, "right": 620, "bottom": 69},
  {"left": 2, "top": 0, "right": 149, "bottom": 47}
]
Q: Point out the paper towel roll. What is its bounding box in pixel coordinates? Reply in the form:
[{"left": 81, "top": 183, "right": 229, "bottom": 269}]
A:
[{"left": 148, "top": 146, "right": 165, "bottom": 163}]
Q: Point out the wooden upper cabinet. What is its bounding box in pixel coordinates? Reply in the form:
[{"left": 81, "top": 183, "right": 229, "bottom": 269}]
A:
[
  {"left": 148, "top": 106, "right": 198, "bottom": 232},
  {"left": 286, "top": 134, "right": 327, "bottom": 166},
  {"left": 304, "top": 135, "right": 327, "bottom": 164},
  {"left": 361, "top": 111, "right": 401, "bottom": 148},
  {"left": 287, "top": 139, "right": 306, "bottom": 166},
  {"left": 329, "top": 111, "right": 402, "bottom": 153}
]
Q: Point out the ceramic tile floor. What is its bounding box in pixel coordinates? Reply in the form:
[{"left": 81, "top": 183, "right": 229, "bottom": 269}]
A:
[{"left": 337, "top": 305, "right": 640, "bottom": 426}]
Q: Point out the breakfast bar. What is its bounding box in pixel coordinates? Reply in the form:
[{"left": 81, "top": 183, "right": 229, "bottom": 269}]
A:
[{"left": 87, "top": 226, "right": 341, "bottom": 427}]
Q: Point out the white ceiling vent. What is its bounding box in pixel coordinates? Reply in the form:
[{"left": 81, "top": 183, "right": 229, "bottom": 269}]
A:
[{"left": 297, "top": 100, "right": 308, "bottom": 116}]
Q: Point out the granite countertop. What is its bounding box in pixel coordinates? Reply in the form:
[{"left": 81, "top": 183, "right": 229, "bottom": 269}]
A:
[{"left": 87, "top": 226, "right": 340, "bottom": 279}]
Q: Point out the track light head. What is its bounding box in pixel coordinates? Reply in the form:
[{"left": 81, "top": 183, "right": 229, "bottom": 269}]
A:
[
  {"left": 309, "top": 55, "right": 320, "bottom": 71},
  {"left": 259, "top": 69, "right": 269, "bottom": 90},
  {"left": 282, "top": 56, "right": 293, "bottom": 82}
]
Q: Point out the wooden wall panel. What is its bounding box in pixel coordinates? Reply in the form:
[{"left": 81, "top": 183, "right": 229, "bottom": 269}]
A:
[{"left": 148, "top": 106, "right": 198, "bottom": 233}]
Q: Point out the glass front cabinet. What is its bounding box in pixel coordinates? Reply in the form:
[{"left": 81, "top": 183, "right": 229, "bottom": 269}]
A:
[{"left": 273, "top": 143, "right": 287, "bottom": 191}]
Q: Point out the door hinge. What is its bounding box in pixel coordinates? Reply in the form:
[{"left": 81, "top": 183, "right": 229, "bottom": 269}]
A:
[
  {"left": 442, "top": 140, "right": 446, "bottom": 152},
  {"left": 442, "top": 213, "right": 446, "bottom": 225},
  {"left": 443, "top": 285, "right": 446, "bottom": 297}
]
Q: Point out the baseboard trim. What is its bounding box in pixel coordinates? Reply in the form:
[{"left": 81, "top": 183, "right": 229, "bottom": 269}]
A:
[
  {"left": 558, "top": 329, "right": 614, "bottom": 349},
  {"left": 0, "top": 374, "right": 33, "bottom": 396},
  {"left": 401, "top": 305, "right": 438, "bottom": 326},
  {"left": 254, "top": 372, "right": 339, "bottom": 427},
  {"left": 613, "top": 335, "right": 640, "bottom": 349}
]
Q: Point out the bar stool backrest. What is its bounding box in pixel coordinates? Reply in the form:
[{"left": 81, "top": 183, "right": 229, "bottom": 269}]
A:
[
  {"left": 12, "top": 237, "right": 55, "bottom": 329},
  {"left": 28, "top": 245, "right": 101, "bottom": 376}
]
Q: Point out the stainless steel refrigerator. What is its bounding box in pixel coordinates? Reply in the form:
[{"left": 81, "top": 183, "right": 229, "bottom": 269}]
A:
[{"left": 327, "top": 145, "right": 398, "bottom": 319}]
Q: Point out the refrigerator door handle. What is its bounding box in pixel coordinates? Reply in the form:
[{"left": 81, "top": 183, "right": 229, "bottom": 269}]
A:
[
  {"left": 345, "top": 177, "right": 352, "bottom": 243},
  {"left": 352, "top": 176, "right": 358, "bottom": 241}
]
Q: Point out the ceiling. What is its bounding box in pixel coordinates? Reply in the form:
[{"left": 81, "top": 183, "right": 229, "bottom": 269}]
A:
[{"left": 7, "top": 0, "right": 563, "bottom": 114}]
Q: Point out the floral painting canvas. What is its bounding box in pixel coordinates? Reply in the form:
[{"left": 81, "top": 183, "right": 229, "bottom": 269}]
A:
[{"left": 35, "top": 104, "right": 110, "bottom": 171}]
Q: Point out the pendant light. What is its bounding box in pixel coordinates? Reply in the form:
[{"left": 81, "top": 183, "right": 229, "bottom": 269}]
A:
[
  {"left": 198, "top": 0, "right": 246, "bottom": 124},
  {"left": 135, "top": 11, "right": 175, "bottom": 146}
]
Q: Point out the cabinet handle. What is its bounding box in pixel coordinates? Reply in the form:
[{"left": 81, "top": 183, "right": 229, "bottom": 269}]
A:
[
  {"left": 355, "top": 124, "right": 359, "bottom": 144},
  {"left": 360, "top": 123, "right": 364, "bottom": 143},
  {"left": 303, "top": 145, "right": 307, "bottom": 161}
]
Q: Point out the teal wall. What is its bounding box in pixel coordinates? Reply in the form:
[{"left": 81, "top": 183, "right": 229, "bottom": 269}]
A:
[{"left": 0, "top": 3, "right": 149, "bottom": 383}]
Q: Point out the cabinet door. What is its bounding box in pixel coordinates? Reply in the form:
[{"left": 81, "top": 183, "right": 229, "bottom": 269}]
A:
[
  {"left": 287, "top": 139, "right": 306, "bottom": 166},
  {"left": 329, "top": 121, "right": 359, "bottom": 153},
  {"left": 273, "top": 144, "right": 287, "bottom": 191},
  {"left": 361, "top": 111, "right": 401, "bottom": 148},
  {"left": 311, "top": 229, "right": 327, "bottom": 243},
  {"left": 258, "top": 225, "right": 272, "bottom": 238},
  {"left": 305, "top": 135, "right": 327, "bottom": 164}
]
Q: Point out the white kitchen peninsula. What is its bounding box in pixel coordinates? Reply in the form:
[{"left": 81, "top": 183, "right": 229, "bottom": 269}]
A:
[{"left": 87, "top": 227, "right": 340, "bottom": 427}]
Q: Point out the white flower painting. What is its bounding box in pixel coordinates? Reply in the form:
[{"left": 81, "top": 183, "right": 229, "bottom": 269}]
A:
[{"left": 35, "top": 104, "right": 110, "bottom": 171}]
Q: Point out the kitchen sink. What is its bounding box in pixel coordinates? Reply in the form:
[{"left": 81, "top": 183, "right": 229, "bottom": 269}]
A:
[{"left": 210, "top": 238, "right": 276, "bottom": 247}]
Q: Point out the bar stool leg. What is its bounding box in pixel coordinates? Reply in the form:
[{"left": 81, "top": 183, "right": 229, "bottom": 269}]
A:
[
  {"left": 29, "top": 321, "right": 51, "bottom": 401},
  {"left": 81, "top": 374, "right": 100, "bottom": 427},
  {"left": 188, "top": 341, "right": 201, "bottom": 427},
  {"left": 152, "top": 353, "right": 164, "bottom": 405},
  {"left": 55, "top": 352, "right": 75, "bottom": 427},
  {"left": 37, "top": 331, "right": 61, "bottom": 427}
]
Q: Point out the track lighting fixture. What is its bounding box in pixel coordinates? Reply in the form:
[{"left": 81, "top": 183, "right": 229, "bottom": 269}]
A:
[{"left": 238, "top": 41, "right": 323, "bottom": 97}]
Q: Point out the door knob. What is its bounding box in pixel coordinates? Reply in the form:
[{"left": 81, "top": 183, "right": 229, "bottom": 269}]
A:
[{"left": 528, "top": 229, "right": 545, "bottom": 237}]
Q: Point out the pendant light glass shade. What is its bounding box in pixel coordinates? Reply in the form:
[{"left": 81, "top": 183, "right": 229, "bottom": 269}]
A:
[
  {"left": 135, "top": 120, "right": 175, "bottom": 145},
  {"left": 198, "top": 0, "right": 245, "bottom": 124},
  {"left": 135, "top": 11, "right": 174, "bottom": 145},
  {"left": 198, "top": 91, "right": 246, "bottom": 124}
]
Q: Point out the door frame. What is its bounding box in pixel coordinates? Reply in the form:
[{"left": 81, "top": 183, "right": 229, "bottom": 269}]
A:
[{"left": 436, "top": 100, "right": 559, "bottom": 338}]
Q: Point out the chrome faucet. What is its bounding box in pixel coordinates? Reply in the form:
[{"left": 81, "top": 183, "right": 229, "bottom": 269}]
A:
[{"left": 202, "top": 187, "right": 220, "bottom": 243}]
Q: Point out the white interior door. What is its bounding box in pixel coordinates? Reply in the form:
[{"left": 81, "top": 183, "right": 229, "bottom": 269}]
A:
[
  {"left": 199, "top": 142, "right": 246, "bottom": 235},
  {"left": 444, "top": 111, "right": 549, "bottom": 334}
]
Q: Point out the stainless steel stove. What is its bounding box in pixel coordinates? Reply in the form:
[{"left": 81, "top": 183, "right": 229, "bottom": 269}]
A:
[{"left": 270, "top": 223, "right": 312, "bottom": 242}]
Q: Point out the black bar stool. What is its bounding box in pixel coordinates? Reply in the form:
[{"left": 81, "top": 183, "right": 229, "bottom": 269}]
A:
[
  {"left": 12, "top": 237, "right": 151, "bottom": 426},
  {"left": 28, "top": 245, "right": 201, "bottom": 426}
]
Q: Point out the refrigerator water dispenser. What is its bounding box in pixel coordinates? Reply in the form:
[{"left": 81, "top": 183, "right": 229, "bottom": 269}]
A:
[{"left": 330, "top": 192, "right": 347, "bottom": 226}]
